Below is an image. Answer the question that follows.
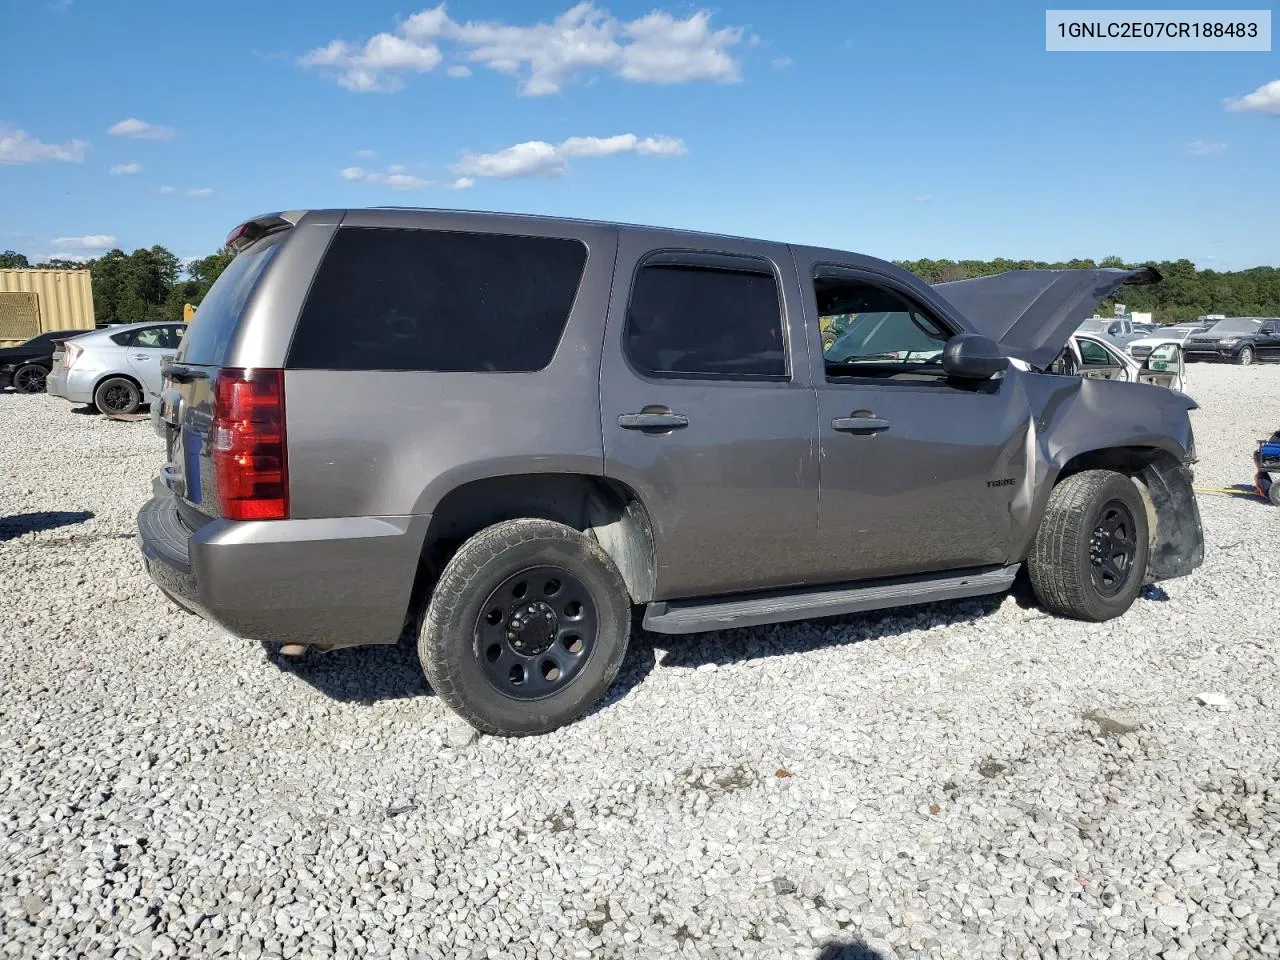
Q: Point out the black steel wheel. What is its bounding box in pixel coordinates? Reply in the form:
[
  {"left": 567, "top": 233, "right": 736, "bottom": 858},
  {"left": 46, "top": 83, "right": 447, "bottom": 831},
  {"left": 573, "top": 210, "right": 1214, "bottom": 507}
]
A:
[
  {"left": 12, "top": 363, "right": 48, "bottom": 394},
  {"left": 1028, "top": 469, "right": 1150, "bottom": 622},
  {"left": 419, "top": 518, "right": 631, "bottom": 736},
  {"left": 474, "top": 566, "right": 599, "bottom": 700},
  {"left": 93, "top": 377, "right": 142, "bottom": 415},
  {"left": 1088, "top": 500, "right": 1137, "bottom": 597}
]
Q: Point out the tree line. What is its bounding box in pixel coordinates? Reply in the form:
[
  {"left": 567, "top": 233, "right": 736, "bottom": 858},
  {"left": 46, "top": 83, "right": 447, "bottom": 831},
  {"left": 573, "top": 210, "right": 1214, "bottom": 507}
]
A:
[
  {"left": 893, "top": 257, "right": 1280, "bottom": 322},
  {"left": 0, "top": 247, "right": 234, "bottom": 322},
  {"left": 2, "top": 246, "right": 1278, "bottom": 325}
]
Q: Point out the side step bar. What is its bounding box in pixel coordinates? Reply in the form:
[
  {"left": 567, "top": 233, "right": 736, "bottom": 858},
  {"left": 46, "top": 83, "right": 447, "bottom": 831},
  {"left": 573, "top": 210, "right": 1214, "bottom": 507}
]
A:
[{"left": 642, "top": 564, "right": 1021, "bottom": 635}]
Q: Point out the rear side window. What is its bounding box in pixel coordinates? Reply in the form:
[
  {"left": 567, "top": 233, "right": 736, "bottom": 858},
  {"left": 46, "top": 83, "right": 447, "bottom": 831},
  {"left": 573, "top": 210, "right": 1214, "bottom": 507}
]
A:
[
  {"left": 178, "top": 234, "right": 283, "bottom": 366},
  {"left": 625, "top": 261, "right": 785, "bottom": 379},
  {"left": 286, "top": 227, "right": 588, "bottom": 372}
]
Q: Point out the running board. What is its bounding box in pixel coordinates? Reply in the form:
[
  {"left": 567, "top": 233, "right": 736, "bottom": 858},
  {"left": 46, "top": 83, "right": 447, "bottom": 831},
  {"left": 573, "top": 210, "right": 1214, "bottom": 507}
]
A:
[{"left": 641, "top": 564, "right": 1020, "bottom": 635}]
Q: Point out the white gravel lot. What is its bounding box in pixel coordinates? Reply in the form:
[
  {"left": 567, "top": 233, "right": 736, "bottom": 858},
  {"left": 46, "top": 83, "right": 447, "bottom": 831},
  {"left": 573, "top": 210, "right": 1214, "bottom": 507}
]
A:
[{"left": 1, "top": 364, "right": 1278, "bottom": 960}]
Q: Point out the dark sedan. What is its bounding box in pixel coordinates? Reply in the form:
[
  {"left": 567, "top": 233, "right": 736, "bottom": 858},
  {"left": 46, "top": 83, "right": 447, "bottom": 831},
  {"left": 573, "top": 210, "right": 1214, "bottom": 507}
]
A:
[{"left": 0, "top": 330, "right": 67, "bottom": 393}]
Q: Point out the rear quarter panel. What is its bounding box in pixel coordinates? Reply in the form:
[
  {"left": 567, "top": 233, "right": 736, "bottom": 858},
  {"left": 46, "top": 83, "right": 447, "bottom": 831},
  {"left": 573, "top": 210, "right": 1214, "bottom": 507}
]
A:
[{"left": 282, "top": 212, "right": 619, "bottom": 519}]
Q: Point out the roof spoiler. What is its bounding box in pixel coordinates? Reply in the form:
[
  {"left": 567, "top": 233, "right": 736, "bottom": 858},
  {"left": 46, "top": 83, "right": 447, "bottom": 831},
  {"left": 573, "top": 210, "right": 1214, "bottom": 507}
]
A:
[{"left": 224, "top": 211, "right": 307, "bottom": 253}]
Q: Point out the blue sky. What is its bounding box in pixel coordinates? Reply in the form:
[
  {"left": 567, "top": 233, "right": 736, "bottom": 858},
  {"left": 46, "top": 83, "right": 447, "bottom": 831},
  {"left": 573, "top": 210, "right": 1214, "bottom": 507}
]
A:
[{"left": 2, "top": 0, "right": 1277, "bottom": 270}]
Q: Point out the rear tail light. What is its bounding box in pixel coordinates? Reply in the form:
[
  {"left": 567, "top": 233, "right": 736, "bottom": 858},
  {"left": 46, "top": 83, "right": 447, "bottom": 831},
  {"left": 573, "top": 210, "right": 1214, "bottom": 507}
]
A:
[
  {"left": 64, "top": 342, "right": 84, "bottom": 369},
  {"left": 211, "top": 368, "right": 288, "bottom": 521}
]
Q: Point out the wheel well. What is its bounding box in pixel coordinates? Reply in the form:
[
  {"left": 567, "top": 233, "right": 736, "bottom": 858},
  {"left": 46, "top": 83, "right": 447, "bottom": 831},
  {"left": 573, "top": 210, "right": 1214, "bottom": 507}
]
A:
[
  {"left": 404, "top": 474, "right": 657, "bottom": 629},
  {"left": 1056, "top": 445, "right": 1177, "bottom": 482},
  {"left": 1053, "top": 445, "right": 1202, "bottom": 583},
  {"left": 93, "top": 371, "right": 143, "bottom": 398}
]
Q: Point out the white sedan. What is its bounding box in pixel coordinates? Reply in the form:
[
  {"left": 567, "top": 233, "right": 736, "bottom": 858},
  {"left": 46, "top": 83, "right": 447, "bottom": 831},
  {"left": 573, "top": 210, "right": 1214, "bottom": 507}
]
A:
[{"left": 1124, "top": 325, "right": 1201, "bottom": 362}]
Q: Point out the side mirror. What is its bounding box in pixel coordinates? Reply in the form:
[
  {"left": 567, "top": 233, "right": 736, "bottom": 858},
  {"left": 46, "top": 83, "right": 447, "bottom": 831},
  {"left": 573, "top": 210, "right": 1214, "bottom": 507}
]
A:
[{"left": 942, "top": 333, "right": 1009, "bottom": 380}]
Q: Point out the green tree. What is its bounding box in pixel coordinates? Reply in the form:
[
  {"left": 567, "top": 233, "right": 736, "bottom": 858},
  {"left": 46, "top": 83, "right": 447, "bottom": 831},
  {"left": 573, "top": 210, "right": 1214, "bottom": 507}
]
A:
[{"left": 0, "top": 250, "right": 30, "bottom": 269}]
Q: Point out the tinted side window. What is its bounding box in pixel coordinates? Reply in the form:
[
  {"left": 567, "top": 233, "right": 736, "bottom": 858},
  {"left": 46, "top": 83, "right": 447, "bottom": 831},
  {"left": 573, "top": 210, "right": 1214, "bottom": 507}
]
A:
[
  {"left": 1078, "top": 339, "right": 1117, "bottom": 366},
  {"left": 625, "top": 263, "right": 785, "bottom": 379},
  {"left": 288, "top": 227, "right": 588, "bottom": 372},
  {"left": 817, "top": 277, "right": 951, "bottom": 379},
  {"left": 110, "top": 330, "right": 136, "bottom": 346},
  {"left": 133, "top": 326, "right": 171, "bottom": 348}
]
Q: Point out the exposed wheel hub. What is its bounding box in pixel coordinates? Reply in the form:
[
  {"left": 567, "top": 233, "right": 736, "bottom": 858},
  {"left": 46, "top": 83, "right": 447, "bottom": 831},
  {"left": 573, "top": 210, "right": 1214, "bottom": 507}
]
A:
[
  {"left": 473, "top": 565, "right": 599, "bottom": 701},
  {"left": 1089, "top": 499, "right": 1137, "bottom": 597},
  {"left": 506, "top": 600, "right": 558, "bottom": 656}
]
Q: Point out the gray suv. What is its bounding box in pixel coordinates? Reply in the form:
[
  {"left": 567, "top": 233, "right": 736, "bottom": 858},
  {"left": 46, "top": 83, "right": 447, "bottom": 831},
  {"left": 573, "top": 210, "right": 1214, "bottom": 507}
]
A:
[{"left": 138, "top": 209, "right": 1204, "bottom": 736}]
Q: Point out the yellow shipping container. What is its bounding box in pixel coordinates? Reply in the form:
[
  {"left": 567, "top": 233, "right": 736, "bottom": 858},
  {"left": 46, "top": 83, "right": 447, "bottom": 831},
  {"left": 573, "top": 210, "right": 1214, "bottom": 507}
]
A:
[{"left": 0, "top": 269, "right": 96, "bottom": 347}]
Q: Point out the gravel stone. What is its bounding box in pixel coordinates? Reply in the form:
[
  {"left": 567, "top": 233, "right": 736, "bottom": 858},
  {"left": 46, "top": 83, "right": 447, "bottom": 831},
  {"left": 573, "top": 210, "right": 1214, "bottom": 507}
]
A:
[{"left": 2, "top": 365, "right": 1279, "bottom": 959}]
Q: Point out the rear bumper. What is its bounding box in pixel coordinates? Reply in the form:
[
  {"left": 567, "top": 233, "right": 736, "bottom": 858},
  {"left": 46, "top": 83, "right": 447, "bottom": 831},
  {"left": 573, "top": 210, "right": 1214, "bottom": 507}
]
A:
[
  {"left": 137, "top": 478, "right": 429, "bottom": 648},
  {"left": 45, "top": 367, "right": 95, "bottom": 403}
]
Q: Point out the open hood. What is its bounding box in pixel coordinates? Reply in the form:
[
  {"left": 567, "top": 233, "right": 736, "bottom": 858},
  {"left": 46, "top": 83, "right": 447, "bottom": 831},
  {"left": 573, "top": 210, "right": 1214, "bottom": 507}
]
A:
[{"left": 932, "top": 266, "right": 1162, "bottom": 369}]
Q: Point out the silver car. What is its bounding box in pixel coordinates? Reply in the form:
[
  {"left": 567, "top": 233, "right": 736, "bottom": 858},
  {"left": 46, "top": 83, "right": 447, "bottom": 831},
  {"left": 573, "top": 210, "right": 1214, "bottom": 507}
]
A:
[{"left": 46, "top": 321, "right": 186, "bottom": 415}]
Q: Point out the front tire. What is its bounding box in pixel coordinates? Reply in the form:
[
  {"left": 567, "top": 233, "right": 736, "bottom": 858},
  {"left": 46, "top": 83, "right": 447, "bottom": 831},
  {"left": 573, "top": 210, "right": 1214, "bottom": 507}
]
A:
[
  {"left": 418, "top": 519, "right": 631, "bottom": 736},
  {"left": 94, "top": 377, "right": 142, "bottom": 415},
  {"left": 12, "top": 363, "right": 48, "bottom": 394},
  {"left": 1237, "top": 346, "right": 1255, "bottom": 366},
  {"left": 1028, "top": 469, "right": 1150, "bottom": 622}
]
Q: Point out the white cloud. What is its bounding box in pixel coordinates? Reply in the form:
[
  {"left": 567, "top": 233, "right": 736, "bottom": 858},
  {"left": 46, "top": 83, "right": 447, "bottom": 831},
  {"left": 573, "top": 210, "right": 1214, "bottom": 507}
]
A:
[
  {"left": 300, "top": 31, "right": 443, "bottom": 92},
  {"left": 110, "top": 161, "right": 142, "bottom": 175},
  {"left": 107, "top": 118, "right": 175, "bottom": 140},
  {"left": 615, "top": 10, "right": 743, "bottom": 86},
  {"left": 51, "top": 234, "right": 116, "bottom": 249},
  {"left": 301, "top": 3, "right": 746, "bottom": 96},
  {"left": 1185, "top": 139, "right": 1227, "bottom": 155},
  {"left": 340, "top": 165, "right": 477, "bottom": 190},
  {"left": 355, "top": 148, "right": 377, "bottom": 157},
  {"left": 771, "top": 56, "right": 793, "bottom": 70},
  {"left": 1225, "top": 79, "right": 1280, "bottom": 115},
  {"left": 158, "top": 185, "right": 176, "bottom": 195},
  {"left": 342, "top": 165, "right": 429, "bottom": 189},
  {"left": 186, "top": 187, "right": 214, "bottom": 197},
  {"left": 0, "top": 127, "right": 87, "bottom": 164},
  {"left": 915, "top": 193, "right": 933, "bottom": 202},
  {"left": 446, "top": 64, "right": 472, "bottom": 77},
  {"left": 453, "top": 132, "right": 686, "bottom": 179}
]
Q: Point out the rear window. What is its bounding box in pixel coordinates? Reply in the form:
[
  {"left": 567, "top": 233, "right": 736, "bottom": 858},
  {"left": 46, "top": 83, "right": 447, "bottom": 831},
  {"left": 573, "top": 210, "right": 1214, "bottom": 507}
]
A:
[
  {"left": 286, "top": 227, "right": 588, "bottom": 372},
  {"left": 177, "top": 234, "right": 284, "bottom": 365}
]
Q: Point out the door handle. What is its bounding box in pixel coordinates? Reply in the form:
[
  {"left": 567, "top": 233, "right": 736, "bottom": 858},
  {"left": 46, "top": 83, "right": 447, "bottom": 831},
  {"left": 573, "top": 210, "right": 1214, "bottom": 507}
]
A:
[
  {"left": 132, "top": 354, "right": 153, "bottom": 361},
  {"left": 618, "top": 412, "right": 689, "bottom": 430},
  {"left": 832, "top": 416, "right": 890, "bottom": 433}
]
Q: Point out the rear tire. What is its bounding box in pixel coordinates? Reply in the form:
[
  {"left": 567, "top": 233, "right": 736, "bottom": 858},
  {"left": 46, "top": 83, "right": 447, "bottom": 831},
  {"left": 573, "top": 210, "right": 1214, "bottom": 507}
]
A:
[
  {"left": 94, "top": 377, "right": 142, "bottom": 415},
  {"left": 418, "top": 518, "right": 631, "bottom": 736},
  {"left": 12, "top": 363, "right": 48, "bottom": 394},
  {"left": 1028, "top": 469, "right": 1150, "bottom": 622},
  {"left": 1237, "top": 346, "right": 1255, "bottom": 366}
]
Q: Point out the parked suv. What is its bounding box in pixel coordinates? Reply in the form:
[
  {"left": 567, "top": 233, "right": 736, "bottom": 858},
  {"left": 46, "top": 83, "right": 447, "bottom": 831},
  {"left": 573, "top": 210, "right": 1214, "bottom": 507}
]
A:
[
  {"left": 1183, "top": 317, "right": 1280, "bottom": 365},
  {"left": 138, "top": 210, "right": 1204, "bottom": 736}
]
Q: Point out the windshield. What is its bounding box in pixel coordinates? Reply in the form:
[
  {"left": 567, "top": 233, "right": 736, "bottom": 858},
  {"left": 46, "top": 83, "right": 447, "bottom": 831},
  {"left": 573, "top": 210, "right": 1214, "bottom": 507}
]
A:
[
  {"left": 176, "top": 234, "right": 284, "bottom": 365},
  {"left": 1204, "top": 318, "right": 1261, "bottom": 335}
]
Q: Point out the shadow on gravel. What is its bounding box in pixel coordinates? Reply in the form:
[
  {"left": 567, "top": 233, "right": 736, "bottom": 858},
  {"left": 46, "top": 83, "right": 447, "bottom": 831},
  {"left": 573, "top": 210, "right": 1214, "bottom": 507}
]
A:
[
  {"left": 263, "top": 637, "right": 432, "bottom": 704},
  {"left": 70, "top": 405, "right": 98, "bottom": 415},
  {"left": 0, "top": 510, "right": 94, "bottom": 543},
  {"left": 817, "top": 941, "right": 888, "bottom": 960}
]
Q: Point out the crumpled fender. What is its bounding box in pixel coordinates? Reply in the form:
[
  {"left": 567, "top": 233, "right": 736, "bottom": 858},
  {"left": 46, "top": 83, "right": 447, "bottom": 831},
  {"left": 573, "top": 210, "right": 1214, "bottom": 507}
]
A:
[{"left": 1010, "top": 373, "right": 1204, "bottom": 582}]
